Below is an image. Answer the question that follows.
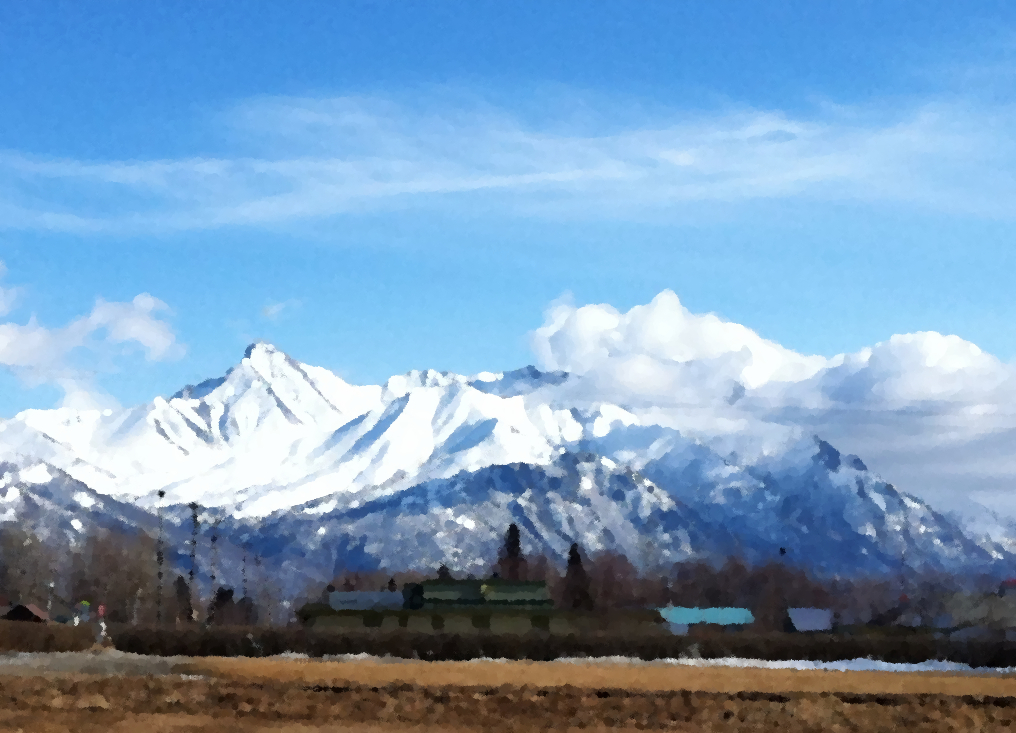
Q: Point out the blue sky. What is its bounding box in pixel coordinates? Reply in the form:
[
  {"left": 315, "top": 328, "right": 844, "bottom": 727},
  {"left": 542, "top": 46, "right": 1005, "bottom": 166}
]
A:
[{"left": 2, "top": 2, "right": 1016, "bottom": 415}]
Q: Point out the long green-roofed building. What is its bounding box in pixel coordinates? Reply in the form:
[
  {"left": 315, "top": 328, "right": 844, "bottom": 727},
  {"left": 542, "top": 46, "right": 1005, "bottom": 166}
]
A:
[{"left": 416, "top": 579, "right": 552, "bottom": 609}]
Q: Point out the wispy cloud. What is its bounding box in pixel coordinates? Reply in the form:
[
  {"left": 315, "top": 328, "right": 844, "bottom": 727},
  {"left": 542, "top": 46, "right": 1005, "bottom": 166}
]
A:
[
  {"left": 262, "top": 299, "right": 301, "bottom": 322},
  {"left": 0, "top": 265, "right": 183, "bottom": 409},
  {"left": 3, "top": 93, "right": 1016, "bottom": 233}
]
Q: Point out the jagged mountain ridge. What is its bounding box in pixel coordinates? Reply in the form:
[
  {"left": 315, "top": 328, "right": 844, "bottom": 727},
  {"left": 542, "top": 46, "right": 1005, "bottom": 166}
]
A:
[
  {"left": 238, "top": 452, "right": 735, "bottom": 578},
  {"left": 0, "top": 342, "right": 1012, "bottom": 584},
  {"left": 0, "top": 343, "right": 573, "bottom": 516},
  {"left": 231, "top": 441, "right": 1009, "bottom": 579}
]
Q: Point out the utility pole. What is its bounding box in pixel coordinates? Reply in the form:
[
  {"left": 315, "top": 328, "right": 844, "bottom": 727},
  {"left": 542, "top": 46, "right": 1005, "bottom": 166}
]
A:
[
  {"left": 899, "top": 548, "right": 908, "bottom": 605},
  {"left": 209, "top": 515, "right": 220, "bottom": 593},
  {"left": 189, "top": 502, "right": 199, "bottom": 620},
  {"left": 156, "top": 489, "right": 165, "bottom": 625},
  {"left": 242, "top": 542, "right": 249, "bottom": 599},
  {"left": 255, "top": 553, "right": 265, "bottom": 625}
]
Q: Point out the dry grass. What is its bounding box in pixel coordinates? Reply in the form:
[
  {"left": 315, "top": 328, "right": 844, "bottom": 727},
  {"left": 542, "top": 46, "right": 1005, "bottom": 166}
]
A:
[
  {"left": 4, "top": 655, "right": 1016, "bottom": 730},
  {"left": 1, "top": 669, "right": 1016, "bottom": 731},
  {"left": 0, "top": 716, "right": 471, "bottom": 733},
  {"left": 0, "top": 620, "right": 94, "bottom": 653},
  {"left": 180, "top": 654, "right": 1016, "bottom": 697}
]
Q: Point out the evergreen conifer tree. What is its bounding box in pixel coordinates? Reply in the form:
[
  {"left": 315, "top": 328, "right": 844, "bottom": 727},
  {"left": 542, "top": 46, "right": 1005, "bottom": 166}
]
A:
[
  {"left": 500, "top": 523, "right": 526, "bottom": 580},
  {"left": 562, "top": 543, "right": 594, "bottom": 611},
  {"left": 174, "top": 575, "right": 193, "bottom": 623}
]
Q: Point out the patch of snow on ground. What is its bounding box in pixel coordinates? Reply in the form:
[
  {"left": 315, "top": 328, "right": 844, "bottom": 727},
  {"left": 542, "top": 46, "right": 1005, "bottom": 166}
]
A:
[
  {"left": 354, "top": 653, "right": 1016, "bottom": 674},
  {"left": 321, "top": 653, "right": 391, "bottom": 663},
  {"left": 670, "top": 657, "right": 979, "bottom": 673},
  {"left": 553, "top": 656, "right": 997, "bottom": 674}
]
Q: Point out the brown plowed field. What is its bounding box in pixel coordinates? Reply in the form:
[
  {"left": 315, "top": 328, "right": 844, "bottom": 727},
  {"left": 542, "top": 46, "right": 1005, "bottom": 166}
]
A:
[
  {"left": 180, "top": 655, "right": 1016, "bottom": 697},
  {"left": 3, "top": 654, "right": 1016, "bottom": 731}
]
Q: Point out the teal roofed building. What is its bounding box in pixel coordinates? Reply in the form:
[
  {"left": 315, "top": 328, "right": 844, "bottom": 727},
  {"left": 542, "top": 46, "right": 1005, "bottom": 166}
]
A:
[{"left": 658, "top": 606, "right": 755, "bottom": 634}]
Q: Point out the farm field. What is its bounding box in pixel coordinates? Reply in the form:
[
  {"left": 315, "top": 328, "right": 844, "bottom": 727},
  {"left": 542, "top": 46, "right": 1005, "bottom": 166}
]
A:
[
  {"left": 179, "top": 654, "right": 1016, "bottom": 697},
  {"left": 2, "top": 652, "right": 1016, "bottom": 730}
]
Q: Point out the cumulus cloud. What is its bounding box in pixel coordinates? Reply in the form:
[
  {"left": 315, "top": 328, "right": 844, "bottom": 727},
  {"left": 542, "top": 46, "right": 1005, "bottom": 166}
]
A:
[
  {"left": 792, "top": 333, "right": 1013, "bottom": 410},
  {"left": 0, "top": 267, "right": 182, "bottom": 409},
  {"left": 2, "top": 93, "right": 1016, "bottom": 232},
  {"left": 533, "top": 291, "right": 828, "bottom": 396},
  {"left": 531, "top": 290, "right": 1016, "bottom": 516},
  {"left": 534, "top": 290, "right": 1015, "bottom": 410}
]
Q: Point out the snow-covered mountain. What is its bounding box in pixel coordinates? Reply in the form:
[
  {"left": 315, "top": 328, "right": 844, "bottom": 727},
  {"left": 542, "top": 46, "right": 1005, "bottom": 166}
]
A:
[
  {"left": 0, "top": 461, "right": 154, "bottom": 540},
  {"left": 0, "top": 344, "right": 571, "bottom": 516},
  {"left": 240, "top": 452, "right": 733, "bottom": 580},
  {"left": 0, "top": 341, "right": 1013, "bottom": 587}
]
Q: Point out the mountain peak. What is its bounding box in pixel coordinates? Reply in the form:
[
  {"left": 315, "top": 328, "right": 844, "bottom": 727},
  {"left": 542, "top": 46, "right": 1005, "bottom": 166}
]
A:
[
  {"left": 244, "top": 341, "right": 281, "bottom": 360},
  {"left": 170, "top": 342, "right": 286, "bottom": 401}
]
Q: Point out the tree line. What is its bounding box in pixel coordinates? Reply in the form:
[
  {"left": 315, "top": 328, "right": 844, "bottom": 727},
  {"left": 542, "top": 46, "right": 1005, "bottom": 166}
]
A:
[
  {"left": 312, "top": 522, "right": 984, "bottom": 629},
  {"left": 1, "top": 520, "right": 996, "bottom": 629},
  {"left": 0, "top": 524, "right": 264, "bottom": 626}
]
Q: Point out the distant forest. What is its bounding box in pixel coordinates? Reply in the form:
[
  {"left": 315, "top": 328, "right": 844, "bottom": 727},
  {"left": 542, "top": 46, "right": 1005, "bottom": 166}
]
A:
[{"left": 0, "top": 522, "right": 998, "bottom": 628}]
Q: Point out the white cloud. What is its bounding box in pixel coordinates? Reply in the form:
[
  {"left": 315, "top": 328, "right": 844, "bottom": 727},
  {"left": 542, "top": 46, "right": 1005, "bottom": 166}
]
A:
[
  {"left": 788, "top": 332, "right": 1013, "bottom": 410},
  {"left": 85, "top": 294, "right": 179, "bottom": 361},
  {"left": 262, "top": 299, "right": 301, "bottom": 321},
  {"left": 2, "top": 94, "right": 1016, "bottom": 232},
  {"left": 530, "top": 291, "right": 1016, "bottom": 517},
  {"left": 0, "top": 268, "right": 182, "bottom": 409},
  {"left": 534, "top": 290, "right": 1016, "bottom": 410},
  {"left": 532, "top": 290, "right": 829, "bottom": 404},
  {"left": 54, "top": 378, "right": 122, "bottom": 412}
]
